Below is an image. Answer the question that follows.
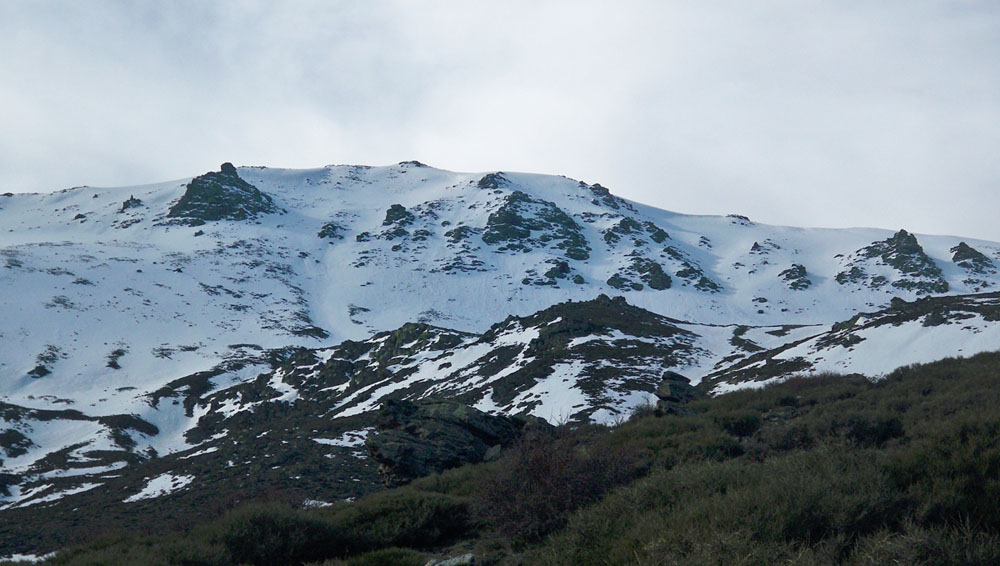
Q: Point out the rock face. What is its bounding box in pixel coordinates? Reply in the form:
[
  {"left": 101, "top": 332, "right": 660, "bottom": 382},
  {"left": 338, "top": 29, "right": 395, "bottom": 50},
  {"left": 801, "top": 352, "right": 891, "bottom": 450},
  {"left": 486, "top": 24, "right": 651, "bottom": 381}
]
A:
[
  {"left": 779, "top": 263, "right": 812, "bottom": 290},
  {"left": 167, "top": 163, "right": 280, "bottom": 225},
  {"left": 366, "top": 399, "right": 543, "bottom": 486},
  {"left": 951, "top": 242, "right": 995, "bottom": 274},
  {"left": 119, "top": 195, "right": 143, "bottom": 212},
  {"left": 481, "top": 189, "right": 591, "bottom": 261},
  {"left": 836, "top": 229, "right": 948, "bottom": 294},
  {"left": 653, "top": 371, "right": 703, "bottom": 415}
]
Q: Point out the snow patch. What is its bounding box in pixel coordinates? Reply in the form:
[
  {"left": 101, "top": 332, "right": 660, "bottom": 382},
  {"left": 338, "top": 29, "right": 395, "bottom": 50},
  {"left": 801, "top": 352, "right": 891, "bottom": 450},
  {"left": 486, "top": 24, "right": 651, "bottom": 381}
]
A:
[{"left": 123, "top": 473, "right": 195, "bottom": 502}]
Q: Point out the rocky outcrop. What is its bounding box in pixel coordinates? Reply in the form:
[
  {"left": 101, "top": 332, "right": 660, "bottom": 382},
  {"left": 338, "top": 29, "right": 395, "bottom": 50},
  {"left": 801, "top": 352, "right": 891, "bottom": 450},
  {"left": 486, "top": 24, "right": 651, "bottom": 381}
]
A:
[
  {"left": 167, "top": 163, "right": 280, "bottom": 225},
  {"left": 654, "top": 371, "right": 703, "bottom": 415},
  {"left": 836, "top": 230, "right": 948, "bottom": 294},
  {"left": 780, "top": 264, "right": 812, "bottom": 290},
  {"left": 119, "top": 195, "right": 143, "bottom": 212},
  {"left": 481, "top": 190, "right": 590, "bottom": 261},
  {"left": 366, "top": 399, "right": 548, "bottom": 486},
  {"left": 951, "top": 242, "right": 995, "bottom": 274}
]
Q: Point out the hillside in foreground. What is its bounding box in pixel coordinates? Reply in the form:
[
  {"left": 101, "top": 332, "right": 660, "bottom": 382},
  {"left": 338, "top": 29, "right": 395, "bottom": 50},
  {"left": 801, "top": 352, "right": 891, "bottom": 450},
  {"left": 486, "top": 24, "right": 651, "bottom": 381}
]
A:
[{"left": 29, "top": 350, "right": 1000, "bottom": 565}]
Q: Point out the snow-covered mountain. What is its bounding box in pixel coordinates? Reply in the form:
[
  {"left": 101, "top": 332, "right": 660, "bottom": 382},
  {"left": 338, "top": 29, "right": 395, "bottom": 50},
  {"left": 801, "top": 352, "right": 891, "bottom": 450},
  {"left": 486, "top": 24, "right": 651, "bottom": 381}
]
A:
[{"left": 1, "top": 161, "right": 999, "bottom": 552}]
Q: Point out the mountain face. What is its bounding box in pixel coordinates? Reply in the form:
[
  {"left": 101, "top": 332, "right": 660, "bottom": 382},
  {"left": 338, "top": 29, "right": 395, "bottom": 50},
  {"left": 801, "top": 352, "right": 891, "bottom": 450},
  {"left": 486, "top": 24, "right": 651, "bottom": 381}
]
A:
[{"left": 1, "top": 161, "right": 999, "bottom": 554}]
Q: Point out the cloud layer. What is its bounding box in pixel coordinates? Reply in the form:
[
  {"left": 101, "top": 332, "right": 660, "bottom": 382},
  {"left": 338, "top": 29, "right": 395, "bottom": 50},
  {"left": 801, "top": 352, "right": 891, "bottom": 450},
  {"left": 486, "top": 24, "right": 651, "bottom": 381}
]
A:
[{"left": 2, "top": 1, "right": 998, "bottom": 240}]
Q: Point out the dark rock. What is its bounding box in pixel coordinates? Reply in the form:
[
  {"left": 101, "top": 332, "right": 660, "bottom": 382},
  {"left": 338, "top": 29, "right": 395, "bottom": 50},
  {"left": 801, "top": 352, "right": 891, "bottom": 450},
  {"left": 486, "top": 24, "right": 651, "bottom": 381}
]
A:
[
  {"left": 780, "top": 264, "right": 812, "bottom": 290},
  {"left": 607, "top": 257, "right": 671, "bottom": 291},
  {"left": 366, "top": 399, "right": 534, "bottom": 486},
  {"left": 607, "top": 273, "right": 642, "bottom": 291},
  {"left": 951, "top": 242, "right": 995, "bottom": 274},
  {"left": 478, "top": 172, "right": 508, "bottom": 190},
  {"left": 318, "top": 221, "right": 345, "bottom": 240},
  {"left": 654, "top": 371, "right": 703, "bottom": 415},
  {"left": 654, "top": 371, "right": 701, "bottom": 404},
  {"left": 633, "top": 257, "right": 671, "bottom": 290},
  {"left": 837, "top": 230, "right": 948, "bottom": 294},
  {"left": 481, "top": 190, "right": 590, "bottom": 261},
  {"left": 586, "top": 182, "right": 632, "bottom": 210},
  {"left": 167, "top": 163, "right": 280, "bottom": 224},
  {"left": 383, "top": 204, "right": 415, "bottom": 226},
  {"left": 602, "top": 217, "right": 643, "bottom": 245},
  {"left": 119, "top": 195, "right": 143, "bottom": 212},
  {"left": 27, "top": 365, "right": 50, "bottom": 379},
  {"left": 0, "top": 429, "right": 34, "bottom": 458}
]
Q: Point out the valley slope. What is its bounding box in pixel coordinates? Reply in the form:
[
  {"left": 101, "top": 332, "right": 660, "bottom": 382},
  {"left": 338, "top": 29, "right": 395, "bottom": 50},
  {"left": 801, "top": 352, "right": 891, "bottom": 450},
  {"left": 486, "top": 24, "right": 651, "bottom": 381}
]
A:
[{"left": 1, "top": 161, "right": 998, "bottom": 554}]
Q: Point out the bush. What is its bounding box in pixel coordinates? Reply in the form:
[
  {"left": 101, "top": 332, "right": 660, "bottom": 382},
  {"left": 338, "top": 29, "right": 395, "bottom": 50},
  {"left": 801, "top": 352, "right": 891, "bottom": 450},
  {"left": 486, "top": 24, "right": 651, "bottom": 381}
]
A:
[
  {"left": 626, "top": 400, "right": 657, "bottom": 422},
  {"left": 323, "top": 490, "right": 473, "bottom": 551},
  {"left": 219, "top": 503, "right": 340, "bottom": 566},
  {"left": 846, "top": 416, "right": 904, "bottom": 447},
  {"left": 473, "top": 433, "right": 638, "bottom": 543},
  {"left": 717, "top": 412, "right": 762, "bottom": 438}
]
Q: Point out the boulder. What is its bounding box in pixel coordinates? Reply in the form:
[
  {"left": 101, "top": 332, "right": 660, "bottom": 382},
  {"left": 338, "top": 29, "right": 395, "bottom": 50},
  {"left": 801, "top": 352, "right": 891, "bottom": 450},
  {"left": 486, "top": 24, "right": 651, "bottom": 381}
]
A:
[
  {"left": 366, "top": 399, "right": 544, "bottom": 486},
  {"left": 654, "top": 371, "right": 703, "bottom": 415}
]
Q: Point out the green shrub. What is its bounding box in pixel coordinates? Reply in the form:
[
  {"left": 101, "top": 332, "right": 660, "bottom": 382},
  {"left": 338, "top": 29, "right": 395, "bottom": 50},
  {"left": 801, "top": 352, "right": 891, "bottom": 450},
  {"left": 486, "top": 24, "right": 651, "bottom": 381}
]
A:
[
  {"left": 847, "top": 521, "right": 1000, "bottom": 565},
  {"left": 473, "top": 433, "right": 638, "bottom": 543},
  {"left": 322, "top": 490, "right": 473, "bottom": 551},
  {"left": 846, "top": 416, "right": 905, "bottom": 447},
  {"left": 717, "top": 412, "right": 762, "bottom": 438},
  {"left": 36, "top": 351, "right": 1000, "bottom": 565},
  {"left": 220, "top": 503, "right": 340, "bottom": 566}
]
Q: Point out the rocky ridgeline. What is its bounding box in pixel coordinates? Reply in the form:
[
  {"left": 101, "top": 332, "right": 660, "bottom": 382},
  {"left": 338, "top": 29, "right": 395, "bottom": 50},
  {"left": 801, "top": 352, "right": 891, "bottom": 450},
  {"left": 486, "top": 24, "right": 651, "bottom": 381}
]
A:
[
  {"left": 3, "top": 161, "right": 1000, "bottom": 555},
  {"left": 182, "top": 294, "right": 705, "bottom": 438},
  {"left": 701, "top": 291, "right": 1000, "bottom": 391}
]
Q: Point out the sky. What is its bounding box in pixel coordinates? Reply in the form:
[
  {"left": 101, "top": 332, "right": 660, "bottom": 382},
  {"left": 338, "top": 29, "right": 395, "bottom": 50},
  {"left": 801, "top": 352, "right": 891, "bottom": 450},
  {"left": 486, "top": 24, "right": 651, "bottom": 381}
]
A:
[{"left": 1, "top": 1, "right": 999, "bottom": 241}]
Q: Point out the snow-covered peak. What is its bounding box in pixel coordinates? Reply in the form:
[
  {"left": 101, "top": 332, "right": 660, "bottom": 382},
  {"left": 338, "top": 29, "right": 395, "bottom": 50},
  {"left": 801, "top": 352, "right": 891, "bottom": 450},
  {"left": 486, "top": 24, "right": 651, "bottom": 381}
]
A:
[{"left": 2, "top": 162, "right": 1000, "bottom": 522}]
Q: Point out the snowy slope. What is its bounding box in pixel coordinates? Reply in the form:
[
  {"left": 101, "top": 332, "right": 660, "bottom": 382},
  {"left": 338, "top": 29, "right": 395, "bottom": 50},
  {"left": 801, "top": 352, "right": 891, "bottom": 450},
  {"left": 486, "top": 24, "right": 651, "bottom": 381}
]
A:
[
  {"left": 1, "top": 161, "right": 999, "bottom": 518},
  {"left": 703, "top": 292, "right": 1000, "bottom": 393},
  {"left": 3, "top": 162, "right": 997, "bottom": 405}
]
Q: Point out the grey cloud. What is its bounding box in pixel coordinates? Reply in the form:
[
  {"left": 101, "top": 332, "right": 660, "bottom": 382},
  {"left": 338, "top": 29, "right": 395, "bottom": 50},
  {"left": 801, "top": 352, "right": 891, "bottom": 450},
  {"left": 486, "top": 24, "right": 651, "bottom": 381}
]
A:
[{"left": 1, "top": 1, "right": 998, "bottom": 240}]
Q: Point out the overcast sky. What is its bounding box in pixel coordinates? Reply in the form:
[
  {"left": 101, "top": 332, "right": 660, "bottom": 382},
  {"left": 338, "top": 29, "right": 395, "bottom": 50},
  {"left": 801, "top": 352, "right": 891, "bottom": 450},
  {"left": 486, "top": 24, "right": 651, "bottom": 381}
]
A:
[{"left": 2, "top": 1, "right": 998, "bottom": 240}]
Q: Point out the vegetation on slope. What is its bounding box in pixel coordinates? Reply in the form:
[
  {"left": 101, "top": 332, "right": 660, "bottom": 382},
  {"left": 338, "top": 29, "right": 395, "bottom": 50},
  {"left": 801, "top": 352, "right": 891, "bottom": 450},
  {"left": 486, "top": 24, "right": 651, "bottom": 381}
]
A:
[{"left": 33, "top": 350, "right": 1000, "bottom": 565}]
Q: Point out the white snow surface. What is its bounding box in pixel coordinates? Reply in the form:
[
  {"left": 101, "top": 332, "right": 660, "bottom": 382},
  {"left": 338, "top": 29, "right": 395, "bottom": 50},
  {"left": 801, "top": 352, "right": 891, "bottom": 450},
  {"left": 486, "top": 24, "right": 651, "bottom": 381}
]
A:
[
  {"left": 122, "top": 473, "right": 195, "bottom": 503},
  {"left": 312, "top": 427, "right": 373, "bottom": 448},
  {"left": 0, "top": 553, "right": 56, "bottom": 563}
]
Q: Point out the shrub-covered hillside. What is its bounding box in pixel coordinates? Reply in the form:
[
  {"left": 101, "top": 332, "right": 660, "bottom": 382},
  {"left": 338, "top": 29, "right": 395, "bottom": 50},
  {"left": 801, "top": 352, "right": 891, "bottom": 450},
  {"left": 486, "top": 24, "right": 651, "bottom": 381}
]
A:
[{"left": 37, "top": 350, "right": 1000, "bottom": 565}]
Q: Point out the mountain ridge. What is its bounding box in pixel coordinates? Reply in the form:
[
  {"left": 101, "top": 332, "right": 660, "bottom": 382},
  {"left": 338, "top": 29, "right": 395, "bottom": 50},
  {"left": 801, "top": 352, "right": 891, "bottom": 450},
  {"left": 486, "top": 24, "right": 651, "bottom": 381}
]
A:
[{"left": 1, "top": 161, "right": 999, "bottom": 555}]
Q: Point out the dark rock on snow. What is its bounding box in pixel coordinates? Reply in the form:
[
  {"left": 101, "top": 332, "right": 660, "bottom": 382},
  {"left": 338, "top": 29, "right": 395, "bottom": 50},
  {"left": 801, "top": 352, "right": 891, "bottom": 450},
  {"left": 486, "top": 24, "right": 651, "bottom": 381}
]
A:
[
  {"left": 167, "top": 163, "right": 280, "bottom": 225},
  {"left": 366, "top": 399, "right": 549, "bottom": 486}
]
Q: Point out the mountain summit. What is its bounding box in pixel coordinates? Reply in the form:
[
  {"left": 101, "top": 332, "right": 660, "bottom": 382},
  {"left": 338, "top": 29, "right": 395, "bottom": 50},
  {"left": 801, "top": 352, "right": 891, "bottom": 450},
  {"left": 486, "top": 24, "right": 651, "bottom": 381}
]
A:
[{"left": 1, "top": 162, "right": 999, "bottom": 552}]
